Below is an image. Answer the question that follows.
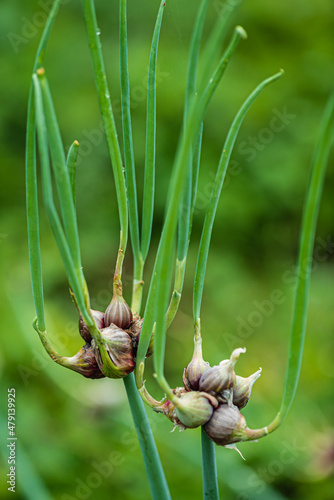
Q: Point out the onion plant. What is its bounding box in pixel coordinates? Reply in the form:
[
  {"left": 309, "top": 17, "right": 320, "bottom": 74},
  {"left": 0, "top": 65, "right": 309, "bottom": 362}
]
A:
[{"left": 26, "top": 0, "right": 334, "bottom": 498}]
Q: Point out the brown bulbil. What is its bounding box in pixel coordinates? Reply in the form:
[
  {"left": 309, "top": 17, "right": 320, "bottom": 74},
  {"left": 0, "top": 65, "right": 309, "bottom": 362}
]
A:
[
  {"left": 199, "top": 361, "right": 235, "bottom": 396},
  {"left": 199, "top": 348, "right": 246, "bottom": 402},
  {"left": 126, "top": 316, "right": 154, "bottom": 358},
  {"left": 79, "top": 310, "right": 104, "bottom": 344},
  {"left": 69, "top": 344, "right": 105, "bottom": 379},
  {"left": 183, "top": 351, "right": 210, "bottom": 391},
  {"left": 175, "top": 391, "right": 218, "bottom": 429},
  {"left": 153, "top": 397, "right": 186, "bottom": 431},
  {"left": 92, "top": 324, "right": 135, "bottom": 377},
  {"left": 104, "top": 294, "right": 133, "bottom": 330},
  {"left": 233, "top": 368, "right": 262, "bottom": 409},
  {"left": 203, "top": 404, "right": 247, "bottom": 446}
]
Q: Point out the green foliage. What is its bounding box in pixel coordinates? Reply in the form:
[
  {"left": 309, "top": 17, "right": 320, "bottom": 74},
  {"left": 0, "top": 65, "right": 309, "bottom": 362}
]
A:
[{"left": 1, "top": 0, "right": 334, "bottom": 499}]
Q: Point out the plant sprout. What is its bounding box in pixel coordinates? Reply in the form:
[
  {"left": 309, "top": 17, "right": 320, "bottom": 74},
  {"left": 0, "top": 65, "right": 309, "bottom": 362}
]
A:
[{"left": 26, "top": 0, "right": 334, "bottom": 498}]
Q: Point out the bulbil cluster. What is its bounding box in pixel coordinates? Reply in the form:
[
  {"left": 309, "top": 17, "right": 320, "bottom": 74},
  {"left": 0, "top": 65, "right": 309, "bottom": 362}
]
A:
[
  {"left": 155, "top": 347, "right": 262, "bottom": 448},
  {"left": 71, "top": 293, "right": 151, "bottom": 379},
  {"left": 44, "top": 293, "right": 263, "bottom": 449}
]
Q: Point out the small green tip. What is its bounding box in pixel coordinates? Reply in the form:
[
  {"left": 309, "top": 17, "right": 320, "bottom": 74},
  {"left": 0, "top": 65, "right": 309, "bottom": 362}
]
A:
[
  {"left": 235, "top": 26, "right": 247, "bottom": 40},
  {"left": 272, "top": 69, "right": 285, "bottom": 82}
]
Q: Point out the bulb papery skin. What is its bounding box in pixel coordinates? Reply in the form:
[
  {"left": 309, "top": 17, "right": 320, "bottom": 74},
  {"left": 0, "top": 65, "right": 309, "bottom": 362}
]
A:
[
  {"left": 233, "top": 368, "right": 262, "bottom": 409},
  {"left": 69, "top": 344, "right": 105, "bottom": 379},
  {"left": 183, "top": 354, "right": 210, "bottom": 391},
  {"left": 175, "top": 391, "right": 217, "bottom": 429},
  {"left": 104, "top": 294, "right": 133, "bottom": 330},
  {"left": 126, "top": 316, "right": 154, "bottom": 358},
  {"left": 198, "top": 361, "right": 235, "bottom": 397},
  {"left": 153, "top": 399, "right": 186, "bottom": 431},
  {"left": 203, "top": 404, "right": 248, "bottom": 446},
  {"left": 198, "top": 348, "right": 246, "bottom": 399},
  {"left": 79, "top": 310, "right": 104, "bottom": 344},
  {"left": 92, "top": 324, "right": 135, "bottom": 377},
  {"left": 126, "top": 316, "right": 142, "bottom": 341}
]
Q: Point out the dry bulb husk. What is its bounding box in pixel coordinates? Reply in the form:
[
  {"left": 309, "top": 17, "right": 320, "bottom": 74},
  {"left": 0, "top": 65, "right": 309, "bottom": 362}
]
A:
[
  {"left": 233, "top": 368, "right": 262, "bottom": 409},
  {"left": 126, "top": 316, "right": 154, "bottom": 358},
  {"left": 67, "top": 344, "right": 105, "bottom": 379},
  {"left": 92, "top": 324, "right": 135, "bottom": 377},
  {"left": 203, "top": 404, "right": 247, "bottom": 446},
  {"left": 104, "top": 293, "right": 133, "bottom": 330},
  {"left": 198, "top": 348, "right": 246, "bottom": 404},
  {"left": 175, "top": 391, "right": 218, "bottom": 428},
  {"left": 183, "top": 345, "right": 210, "bottom": 391},
  {"left": 78, "top": 309, "right": 104, "bottom": 344}
]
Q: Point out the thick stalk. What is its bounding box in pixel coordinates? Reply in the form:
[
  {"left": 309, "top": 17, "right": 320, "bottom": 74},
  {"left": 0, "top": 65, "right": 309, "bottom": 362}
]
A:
[
  {"left": 82, "top": 0, "right": 128, "bottom": 281},
  {"left": 123, "top": 373, "right": 171, "bottom": 500},
  {"left": 201, "top": 428, "right": 219, "bottom": 500},
  {"left": 257, "top": 94, "right": 334, "bottom": 436},
  {"left": 193, "top": 70, "right": 283, "bottom": 321},
  {"left": 119, "top": 0, "right": 142, "bottom": 304},
  {"left": 26, "top": 0, "right": 63, "bottom": 333},
  {"left": 141, "top": 0, "right": 166, "bottom": 263},
  {"left": 131, "top": 257, "right": 144, "bottom": 314}
]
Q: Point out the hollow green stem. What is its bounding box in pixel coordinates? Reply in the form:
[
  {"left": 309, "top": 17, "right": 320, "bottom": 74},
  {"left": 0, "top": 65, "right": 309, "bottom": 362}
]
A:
[
  {"left": 131, "top": 257, "right": 144, "bottom": 314},
  {"left": 27, "top": 0, "right": 120, "bottom": 376},
  {"left": 82, "top": 0, "right": 128, "bottom": 275},
  {"left": 135, "top": 269, "right": 157, "bottom": 366},
  {"left": 135, "top": 362, "right": 163, "bottom": 409},
  {"left": 200, "top": 26, "right": 247, "bottom": 118},
  {"left": 166, "top": 257, "right": 185, "bottom": 328},
  {"left": 119, "top": 0, "right": 141, "bottom": 270},
  {"left": 151, "top": 101, "right": 209, "bottom": 393},
  {"left": 264, "top": 93, "right": 334, "bottom": 434},
  {"left": 198, "top": 0, "right": 244, "bottom": 92},
  {"left": 129, "top": 1, "right": 165, "bottom": 316},
  {"left": 32, "top": 318, "right": 65, "bottom": 363},
  {"left": 32, "top": 318, "right": 85, "bottom": 374},
  {"left": 123, "top": 373, "right": 171, "bottom": 500},
  {"left": 113, "top": 238, "right": 126, "bottom": 293},
  {"left": 26, "top": 0, "right": 62, "bottom": 333},
  {"left": 193, "top": 70, "right": 284, "bottom": 321},
  {"left": 166, "top": 127, "right": 203, "bottom": 327},
  {"left": 66, "top": 140, "right": 79, "bottom": 204},
  {"left": 191, "top": 125, "right": 203, "bottom": 213},
  {"left": 37, "top": 70, "right": 83, "bottom": 281},
  {"left": 141, "top": 0, "right": 166, "bottom": 263},
  {"left": 201, "top": 427, "right": 219, "bottom": 500},
  {"left": 26, "top": 88, "right": 45, "bottom": 332},
  {"left": 33, "top": 74, "right": 123, "bottom": 380},
  {"left": 33, "top": 0, "right": 62, "bottom": 71},
  {"left": 167, "top": 27, "right": 246, "bottom": 328},
  {"left": 184, "top": 0, "right": 210, "bottom": 115},
  {"left": 139, "top": 23, "right": 248, "bottom": 402},
  {"left": 33, "top": 74, "right": 90, "bottom": 325}
]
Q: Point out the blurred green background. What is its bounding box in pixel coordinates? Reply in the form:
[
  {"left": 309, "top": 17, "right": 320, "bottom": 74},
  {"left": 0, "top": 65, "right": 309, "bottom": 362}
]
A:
[{"left": 1, "top": 0, "right": 333, "bottom": 499}]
